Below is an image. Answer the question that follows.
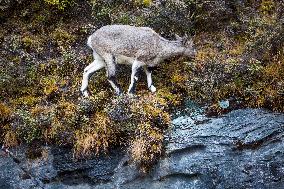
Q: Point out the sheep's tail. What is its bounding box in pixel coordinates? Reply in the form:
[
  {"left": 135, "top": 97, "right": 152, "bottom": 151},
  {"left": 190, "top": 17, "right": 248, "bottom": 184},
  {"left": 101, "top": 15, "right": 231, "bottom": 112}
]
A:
[{"left": 87, "top": 35, "right": 93, "bottom": 49}]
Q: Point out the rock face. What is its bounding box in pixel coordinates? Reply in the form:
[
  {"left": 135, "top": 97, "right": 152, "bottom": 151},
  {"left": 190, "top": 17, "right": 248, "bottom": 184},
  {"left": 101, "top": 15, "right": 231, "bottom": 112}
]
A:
[
  {"left": 0, "top": 108, "right": 284, "bottom": 189},
  {"left": 153, "top": 109, "right": 284, "bottom": 189}
]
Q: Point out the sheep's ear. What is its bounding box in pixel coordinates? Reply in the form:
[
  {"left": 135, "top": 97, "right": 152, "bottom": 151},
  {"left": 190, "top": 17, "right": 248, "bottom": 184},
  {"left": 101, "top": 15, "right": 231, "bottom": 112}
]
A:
[
  {"left": 182, "top": 34, "right": 188, "bottom": 45},
  {"left": 175, "top": 34, "right": 183, "bottom": 42},
  {"left": 186, "top": 38, "right": 194, "bottom": 47}
]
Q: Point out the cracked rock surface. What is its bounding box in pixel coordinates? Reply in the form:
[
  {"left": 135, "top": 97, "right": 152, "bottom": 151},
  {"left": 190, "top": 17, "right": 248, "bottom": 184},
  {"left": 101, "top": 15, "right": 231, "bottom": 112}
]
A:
[{"left": 1, "top": 108, "right": 283, "bottom": 189}]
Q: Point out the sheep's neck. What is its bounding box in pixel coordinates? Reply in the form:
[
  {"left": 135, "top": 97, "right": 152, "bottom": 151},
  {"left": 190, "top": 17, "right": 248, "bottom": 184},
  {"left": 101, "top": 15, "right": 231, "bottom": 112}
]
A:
[{"left": 160, "top": 40, "right": 185, "bottom": 59}]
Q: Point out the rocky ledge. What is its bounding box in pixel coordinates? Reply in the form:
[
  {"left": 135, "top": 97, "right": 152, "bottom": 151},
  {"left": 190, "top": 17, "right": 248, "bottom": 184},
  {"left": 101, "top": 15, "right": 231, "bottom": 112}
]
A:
[{"left": 0, "top": 108, "right": 283, "bottom": 189}]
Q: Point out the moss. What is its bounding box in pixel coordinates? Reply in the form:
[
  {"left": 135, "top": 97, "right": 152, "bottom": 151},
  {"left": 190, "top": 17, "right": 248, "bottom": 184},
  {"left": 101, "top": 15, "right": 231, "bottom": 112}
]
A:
[
  {"left": 14, "top": 109, "right": 42, "bottom": 144},
  {"left": 40, "top": 76, "right": 59, "bottom": 96},
  {"left": 11, "top": 56, "right": 21, "bottom": 64},
  {"left": 0, "top": 103, "right": 12, "bottom": 122},
  {"left": 260, "top": 0, "right": 275, "bottom": 14},
  {"left": 21, "top": 34, "right": 45, "bottom": 53},
  {"left": 134, "top": 0, "right": 152, "bottom": 7},
  {"left": 43, "top": 0, "right": 74, "bottom": 10},
  {"left": 22, "top": 36, "right": 39, "bottom": 50},
  {"left": 51, "top": 28, "right": 76, "bottom": 50},
  {"left": 115, "top": 13, "right": 132, "bottom": 25},
  {"left": 11, "top": 96, "right": 41, "bottom": 107}
]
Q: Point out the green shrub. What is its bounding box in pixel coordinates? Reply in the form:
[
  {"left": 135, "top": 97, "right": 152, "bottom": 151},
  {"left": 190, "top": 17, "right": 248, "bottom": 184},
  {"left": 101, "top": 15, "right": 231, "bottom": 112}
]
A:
[
  {"left": 14, "top": 110, "right": 42, "bottom": 143},
  {"left": 43, "top": 0, "right": 74, "bottom": 10},
  {"left": 51, "top": 28, "right": 76, "bottom": 50}
]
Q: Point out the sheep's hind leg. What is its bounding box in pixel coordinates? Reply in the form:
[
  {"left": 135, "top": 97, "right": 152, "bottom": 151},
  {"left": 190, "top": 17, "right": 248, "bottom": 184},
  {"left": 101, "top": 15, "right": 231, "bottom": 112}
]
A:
[
  {"left": 144, "top": 66, "right": 156, "bottom": 93},
  {"left": 104, "top": 54, "right": 121, "bottom": 95},
  {"left": 80, "top": 58, "right": 105, "bottom": 97},
  {"left": 128, "top": 60, "right": 144, "bottom": 95}
]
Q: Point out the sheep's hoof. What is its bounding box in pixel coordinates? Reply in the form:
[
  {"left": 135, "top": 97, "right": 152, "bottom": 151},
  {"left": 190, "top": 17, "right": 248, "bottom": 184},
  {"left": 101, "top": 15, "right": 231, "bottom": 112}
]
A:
[
  {"left": 81, "top": 90, "right": 89, "bottom": 98},
  {"left": 149, "top": 85, "right": 156, "bottom": 93},
  {"left": 115, "top": 92, "right": 123, "bottom": 96},
  {"left": 127, "top": 92, "right": 135, "bottom": 97}
]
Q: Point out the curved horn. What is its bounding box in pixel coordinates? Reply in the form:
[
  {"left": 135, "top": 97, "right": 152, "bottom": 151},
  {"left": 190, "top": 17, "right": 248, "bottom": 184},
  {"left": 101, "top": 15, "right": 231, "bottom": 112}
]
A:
[{"left": 175, "top": 34, "right": 183, "bottom": 42}]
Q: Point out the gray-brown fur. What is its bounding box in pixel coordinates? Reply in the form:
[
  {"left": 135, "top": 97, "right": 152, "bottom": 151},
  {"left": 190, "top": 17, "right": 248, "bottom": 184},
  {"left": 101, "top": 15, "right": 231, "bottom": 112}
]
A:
[
  {"left": 81, "top": 25, "right": 196, "bottom": 97},
  {"left": 88, "top": 25, "right": 195, "bottom": 65}
]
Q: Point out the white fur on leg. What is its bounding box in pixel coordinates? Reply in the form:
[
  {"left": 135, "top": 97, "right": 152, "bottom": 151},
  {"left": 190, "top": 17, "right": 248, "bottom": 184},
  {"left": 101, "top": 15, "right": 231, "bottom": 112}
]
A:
[
  {"left": 144, "top": 66, "right": 156, "bottom": 93},
  {"left": 127, "top": 72, "right": 136, "bottom": 94},
  {"left": 81, "top": 75, "right": 88, "bottom": 90},
  {"left": 80, "top": 74, "right": 89, "bottom": 95},
  {"left": 108, "top": 80, "right": 121, "bottom": 95},
  {"left": 128, "top": 60, "right": 144, "bottom": 94},
  {"left": 82, "top": 90, "right": 89, "bottom": 98},
  {"left": 127, "top": 62, "right": 137, "bottom": 93},
  {"left": 80, "top": 59, "right": 105, "bottom": 97},
  {"left": 150, "top": 85, "right": 156, "bottom": 93}
]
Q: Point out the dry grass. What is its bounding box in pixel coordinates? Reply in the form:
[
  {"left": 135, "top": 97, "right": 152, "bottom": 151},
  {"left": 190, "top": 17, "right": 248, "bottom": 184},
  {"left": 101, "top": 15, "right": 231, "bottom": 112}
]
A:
[
  {"left": 130, "top": 123, "right": 164, "bottom": 172},
  {"left": 73, "top": 112, "right": 117, "bottom": 157}
]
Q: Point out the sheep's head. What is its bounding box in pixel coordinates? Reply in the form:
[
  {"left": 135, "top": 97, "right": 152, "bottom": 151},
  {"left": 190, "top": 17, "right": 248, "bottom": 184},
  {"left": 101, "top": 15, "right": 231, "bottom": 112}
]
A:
[
  {"left": 175, "top": 34, "right": 196, "bottom": 58},
  {"left": 184, "top": 38, "right": 196, "bottom": 58}
]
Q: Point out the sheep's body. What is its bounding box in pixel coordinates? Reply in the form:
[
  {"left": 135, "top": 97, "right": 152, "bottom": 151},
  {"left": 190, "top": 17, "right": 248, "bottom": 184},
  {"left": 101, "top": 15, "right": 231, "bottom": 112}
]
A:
[
  {"left": 90, "top": 25, "right": 161, "bottom": 64},
  {"left": 81, "top": 25, "right": 196, "bottom": 97}
]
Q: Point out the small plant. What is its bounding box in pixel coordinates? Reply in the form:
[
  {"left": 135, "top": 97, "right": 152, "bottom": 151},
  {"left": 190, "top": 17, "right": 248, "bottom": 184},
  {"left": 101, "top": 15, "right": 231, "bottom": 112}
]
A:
[
  {"left": 129, "top": 123, "right": 164, "bottom": 172},
  {"left": 74, "top": 112, "right": 117, "bottom": 157},
  {"left": 134, "top": 0, "right": 152, "bottom": 7},
  {"left": 0, "top": 103, "right": 13, "bottom": 145},
  {"left": 21, "top": 35, "right": 43, "bottom": 51},
  {"left": 260, "top": 0, "right": 275, "bottom": 14},
  {"left": 4, "top": 130, "right": 18, "bottom": 147},
  {"left": 40, "top": 76, "right": 59, "bottom": 96},
  {"left": 43, "top": 0, "right": 74, "bottom": 10},
  {"left": 0, "top": 102, "right": 12, "bottom": 122},
  {"left": 13, "top": 109, "right": 42, "bottom": 144},
  {"left": 51, "top": 28, "right": 76, "bottom": 50}
]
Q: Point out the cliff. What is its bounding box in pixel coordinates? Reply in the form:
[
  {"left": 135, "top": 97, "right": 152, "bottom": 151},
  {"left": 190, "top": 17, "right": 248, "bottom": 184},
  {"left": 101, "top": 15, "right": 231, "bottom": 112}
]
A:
[{"left": 0, "top": 109, "right": 283, "bottom": 188}]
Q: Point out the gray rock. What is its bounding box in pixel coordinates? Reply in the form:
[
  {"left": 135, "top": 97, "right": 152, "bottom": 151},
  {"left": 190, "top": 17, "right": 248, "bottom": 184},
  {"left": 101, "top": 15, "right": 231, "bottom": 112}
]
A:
[
  {"left": 96, "top": 109, "right": 284, "bottom": 189},
  {"left": 0, "top": 108, "right": 283, "bottom": 189},
  {"left": 0, "top": 146, "right": 124, "bottom": 189},
  {"left": 0, "top": 154, "right": 41, "bottom": 189}
]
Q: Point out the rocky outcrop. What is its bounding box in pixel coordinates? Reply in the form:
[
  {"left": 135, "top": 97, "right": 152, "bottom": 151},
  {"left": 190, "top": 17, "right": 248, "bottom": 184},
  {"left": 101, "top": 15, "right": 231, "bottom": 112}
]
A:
[{"left": 0, "top": 108, "right": 283, "bottom": 189}]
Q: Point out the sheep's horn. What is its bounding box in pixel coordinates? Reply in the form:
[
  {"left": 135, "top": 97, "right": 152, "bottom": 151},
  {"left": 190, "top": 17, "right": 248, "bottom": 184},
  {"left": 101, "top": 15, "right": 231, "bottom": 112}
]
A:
[{"left": 175, "top": 34, "right": 183, "bottom": 41}]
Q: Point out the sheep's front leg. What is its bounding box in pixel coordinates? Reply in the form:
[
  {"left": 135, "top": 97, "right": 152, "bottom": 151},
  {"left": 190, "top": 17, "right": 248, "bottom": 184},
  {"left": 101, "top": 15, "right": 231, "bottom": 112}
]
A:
[
  {"left": 144, "top": 66, "right": 156, "bottom": 93},
  {"left": 81, "top": 58, "right": 105, "bottom": 97},
  {"left": 104, "top": 54, "right": 121, "bottom": 95},
  {"left": 128, "top": 60, "right": 143, "bottom": 95}
]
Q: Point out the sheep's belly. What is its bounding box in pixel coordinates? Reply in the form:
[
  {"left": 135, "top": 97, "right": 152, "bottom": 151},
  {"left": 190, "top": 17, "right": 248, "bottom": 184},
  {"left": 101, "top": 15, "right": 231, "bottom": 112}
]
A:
[{"left": 115, "top": 54, "right": 145, "bottom": 65}]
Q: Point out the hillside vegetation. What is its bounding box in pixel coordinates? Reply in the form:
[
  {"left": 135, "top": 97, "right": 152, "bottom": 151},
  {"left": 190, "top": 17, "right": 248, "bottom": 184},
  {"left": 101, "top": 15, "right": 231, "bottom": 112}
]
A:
[{"left": 0, "top": 0, "right": 283, "bottom": 171}]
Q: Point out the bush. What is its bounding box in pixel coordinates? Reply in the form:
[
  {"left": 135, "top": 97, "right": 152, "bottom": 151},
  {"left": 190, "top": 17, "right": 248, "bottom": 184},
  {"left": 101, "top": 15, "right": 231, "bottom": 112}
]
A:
[
  {"left": 0, "top": 102, "right": 12, "bottom": 123},
  {"left": 130, "top": 123, "right": 164, "bottom": 172},
  {"left": 43, "top": 0, "right": 74, "bottom": 10},
  {"left": 13, "top": 109, "right": 42, "bottom": 143},
  {"left": 74, "top": 112, "right": 117, "bottom": 157}
]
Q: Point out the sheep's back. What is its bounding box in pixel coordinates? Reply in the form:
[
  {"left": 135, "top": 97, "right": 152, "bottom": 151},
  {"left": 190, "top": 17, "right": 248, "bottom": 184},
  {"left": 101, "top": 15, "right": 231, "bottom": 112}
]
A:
[{"left": 91, "top": 25, "right": 161, "bottom": 61}]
